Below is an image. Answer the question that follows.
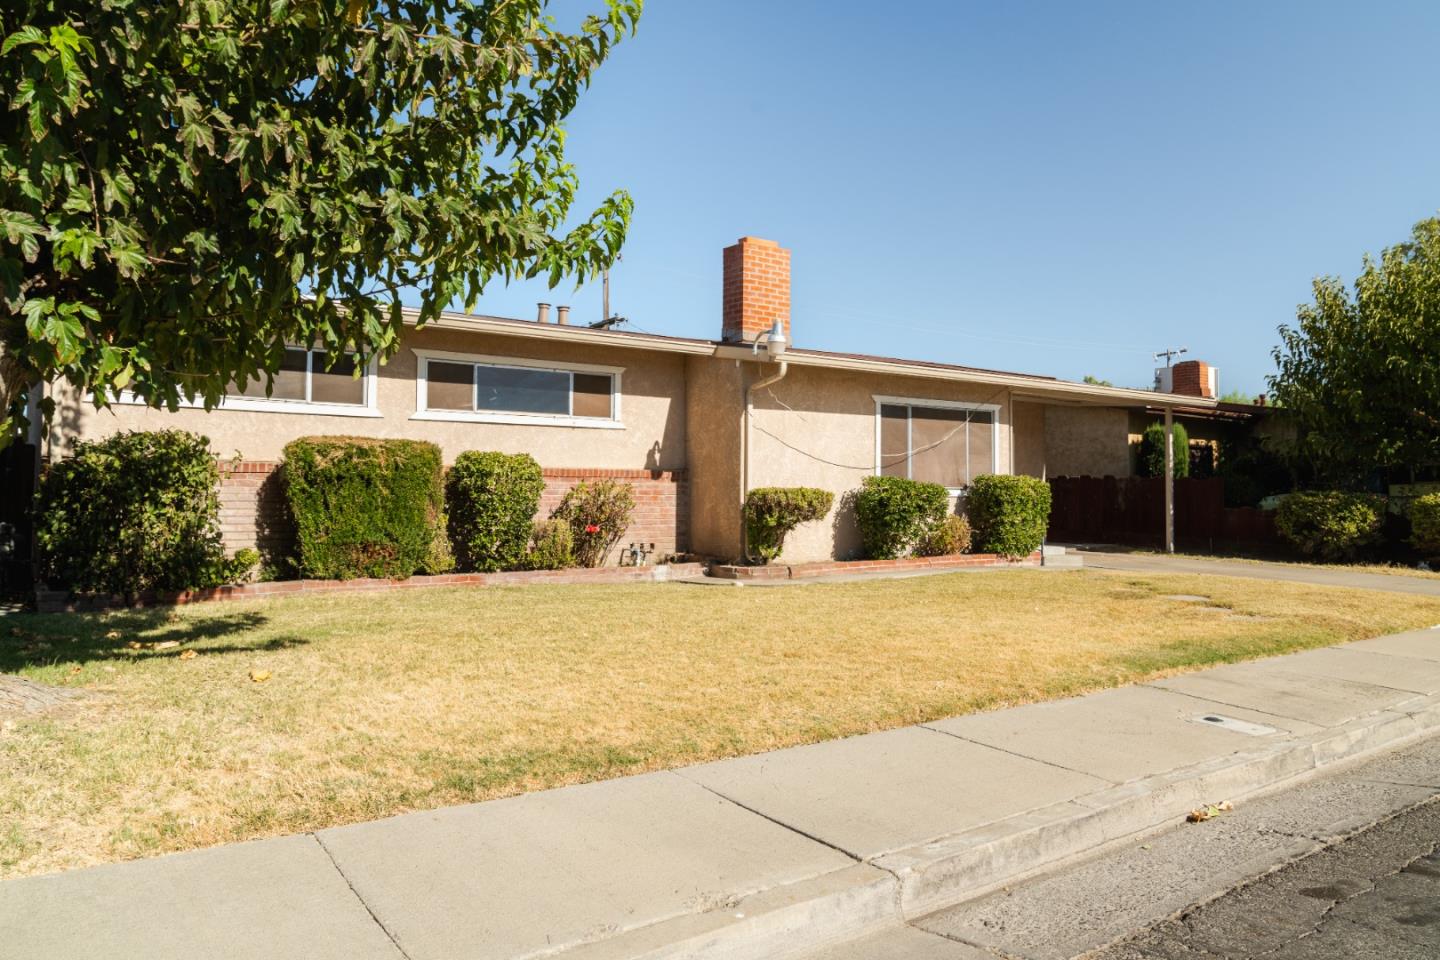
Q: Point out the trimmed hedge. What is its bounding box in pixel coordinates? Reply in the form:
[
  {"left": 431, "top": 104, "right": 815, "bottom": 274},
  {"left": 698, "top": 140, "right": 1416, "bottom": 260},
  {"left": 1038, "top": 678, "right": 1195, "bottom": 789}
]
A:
[
  {"left": 1412, "top": 493, "right": 1440, "bottom": 556},
  {"left": 1138, "top": 421, "right": 1191, "bottom": 478},
  {"left": 34, "top": 429, "right": 244, "bottom": 598},
  {"left": 446, "top": 451, "right": 546, "bottom": 572},
  {"left": 915, "top": 514, "right": 972, "bottom": 557},
  {"left": 854, "top": 475, "right": 950, "bottom": 559},
  {"left": 744, "top": 486, "right": 835, "bottom": 563},
  {"left": 1275, "top": 490, "right": 1385, "bottom": 561},
  {"left": 282, "top": 437, "right": 445, "bottom": 579},
  {"left": 965, "top": 474, "right": 1051, "bottom": 559}
]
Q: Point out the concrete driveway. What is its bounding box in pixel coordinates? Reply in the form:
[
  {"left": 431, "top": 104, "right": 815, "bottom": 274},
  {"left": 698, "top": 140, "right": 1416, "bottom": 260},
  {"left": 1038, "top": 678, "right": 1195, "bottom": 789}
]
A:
[{"left": 1075, "top": 549, "right": 1440, "bottom": 597}]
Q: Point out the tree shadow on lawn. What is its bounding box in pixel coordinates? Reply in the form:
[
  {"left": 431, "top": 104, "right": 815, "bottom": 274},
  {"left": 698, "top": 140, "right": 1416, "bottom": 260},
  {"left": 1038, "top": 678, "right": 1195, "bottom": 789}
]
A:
[{"left": 0, "top": 608, "right": 308, "bottom": 672}]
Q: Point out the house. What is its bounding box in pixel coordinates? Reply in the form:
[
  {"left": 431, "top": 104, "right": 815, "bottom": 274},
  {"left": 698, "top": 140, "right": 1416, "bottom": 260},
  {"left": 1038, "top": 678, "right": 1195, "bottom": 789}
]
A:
[{"left": 39, "top": 237, "right": 1217, "bottom": 565}]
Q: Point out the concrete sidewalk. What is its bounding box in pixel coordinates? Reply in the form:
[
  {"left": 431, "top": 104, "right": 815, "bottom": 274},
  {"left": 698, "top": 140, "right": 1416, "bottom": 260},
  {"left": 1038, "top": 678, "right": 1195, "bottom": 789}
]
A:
[
  {"left": 6, "top": 628, "right": 1440, "bottom": 960},
  {"left": 1076, "top": 549, "right": 1440, "bottom": 596}
]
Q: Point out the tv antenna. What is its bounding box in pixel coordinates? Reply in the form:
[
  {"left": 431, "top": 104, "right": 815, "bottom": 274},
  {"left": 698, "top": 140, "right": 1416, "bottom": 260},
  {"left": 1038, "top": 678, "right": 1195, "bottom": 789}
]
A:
[{"left": 1153, "top": 346, "right": 1188, "bottom": 367}]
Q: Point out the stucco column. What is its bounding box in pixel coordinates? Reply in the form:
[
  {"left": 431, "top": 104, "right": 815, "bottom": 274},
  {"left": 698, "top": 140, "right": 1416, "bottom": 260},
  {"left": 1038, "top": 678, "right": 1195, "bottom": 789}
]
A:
[{"left": 1164, "top": 405, "right": 1175, "bottom": 553}]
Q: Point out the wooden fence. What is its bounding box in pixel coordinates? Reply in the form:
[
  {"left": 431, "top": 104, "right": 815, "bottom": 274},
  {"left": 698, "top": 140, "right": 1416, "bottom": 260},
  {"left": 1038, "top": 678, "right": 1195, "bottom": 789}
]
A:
[{"left": 1047, "top": 475, "right": 1278, "bottom": 549}]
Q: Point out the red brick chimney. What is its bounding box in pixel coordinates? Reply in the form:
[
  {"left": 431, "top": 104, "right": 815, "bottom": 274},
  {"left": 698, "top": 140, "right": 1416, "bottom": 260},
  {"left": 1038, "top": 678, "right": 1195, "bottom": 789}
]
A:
[
  {"left": 722, "top": 236, "right": 790, "bottom": 342},
  {"left": 1169, "top": 359, "right": 1216, "bottom": 399}
]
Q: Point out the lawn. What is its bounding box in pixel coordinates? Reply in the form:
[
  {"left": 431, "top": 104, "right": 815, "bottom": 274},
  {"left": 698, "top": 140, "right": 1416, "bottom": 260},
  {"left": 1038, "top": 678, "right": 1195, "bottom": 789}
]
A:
[{"left": 3, "top": 568, "right": 1439, "bottom": 879}]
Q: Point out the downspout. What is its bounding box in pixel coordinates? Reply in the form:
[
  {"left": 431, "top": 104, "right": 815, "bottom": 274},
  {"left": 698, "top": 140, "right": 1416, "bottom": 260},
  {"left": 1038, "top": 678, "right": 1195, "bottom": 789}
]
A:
[
  {"left": 1164, "top": 404, "right": 1175, "bottom": 554},
  {"left": 738, "top": 320, "right": 789, "bottom": 561}
]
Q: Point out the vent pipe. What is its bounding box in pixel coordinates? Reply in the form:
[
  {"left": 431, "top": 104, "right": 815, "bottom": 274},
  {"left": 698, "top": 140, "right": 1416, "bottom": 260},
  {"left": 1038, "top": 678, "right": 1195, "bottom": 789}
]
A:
[
  {"left": 536, "top": 302, "right": 551, "bottom": 324},
  {"left": 556, "top": 305, "right": 571, "bottom": 326}
]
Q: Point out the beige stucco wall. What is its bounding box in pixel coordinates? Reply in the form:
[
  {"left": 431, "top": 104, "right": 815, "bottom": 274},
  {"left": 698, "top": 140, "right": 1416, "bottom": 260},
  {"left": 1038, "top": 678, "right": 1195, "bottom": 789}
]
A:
[
  {"left": 684, "top": 356, "right": 745, "bottom": 559},
  {"left": 1043, "top": 405, "right": 1132, "bottom": 478},
  {"left": 1012, "top": 400, "right": 1047, "bottom": 478},
  {"left": 742, "top": 364, "right": 1015, "bottom": 563},
  {"left": 48, "top": 326, "right": 687, "bottom": 470}
]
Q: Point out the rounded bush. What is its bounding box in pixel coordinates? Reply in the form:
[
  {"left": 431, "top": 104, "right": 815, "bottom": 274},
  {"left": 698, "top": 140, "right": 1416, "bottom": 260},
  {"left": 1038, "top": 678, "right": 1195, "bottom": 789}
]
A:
[
  {"left": 1275, "top": 490, "right": 1385, "bottom": 561},
  {"left": 965, "top": 474, "right": 1052, "bottom": 559},
  {"left": 553, "top": 479, "right": 635, "bottom": 567},
  {"left": 1409, "top": 493, "right": 1440, "bottom": 556},
  {"left": 445, "top": 451, "right": 545, "bottom": 572},
  {"left": 915, "top": 514, "right": 972, "bottom": 557},
  {"left": 853, "top": 476, "right": 951, "bottom": 559},
  {"left": 282, "top": 437, "right": 445, "bottom": 579},
  {"left": 34, "top": 429, "right": 229, "bottom": 598},
  {"left": 744, "top": 486, "right": 835, "bottom": 563}
]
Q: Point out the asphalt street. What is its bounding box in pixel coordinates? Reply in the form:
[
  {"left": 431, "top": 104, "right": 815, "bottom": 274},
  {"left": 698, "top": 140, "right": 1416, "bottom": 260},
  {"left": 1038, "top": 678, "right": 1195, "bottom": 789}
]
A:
[{"left": 1093, "top": 798, "right": 1440, "bottom": 959}]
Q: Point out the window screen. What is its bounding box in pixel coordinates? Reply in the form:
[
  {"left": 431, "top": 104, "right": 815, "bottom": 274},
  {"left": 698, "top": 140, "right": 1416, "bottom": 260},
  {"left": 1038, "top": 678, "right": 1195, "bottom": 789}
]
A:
[
  {"left": 475, "top": 366, "right": 570, "bottom": 414},
  {"left": 426, "top": 361, "right": 475, "bottom": 411},
  {"left": 310, "top": 351, "right": 364, "bottom": 406},
  {"left": 233, "top": 348, "right": 309, "bottom": 401}
]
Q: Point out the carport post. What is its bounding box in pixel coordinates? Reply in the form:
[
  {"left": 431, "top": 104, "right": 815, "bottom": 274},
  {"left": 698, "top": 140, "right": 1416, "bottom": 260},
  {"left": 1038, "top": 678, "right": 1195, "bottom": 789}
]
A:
[{"left": 1163, "top": 405, "right": 1175, "bottom": 553}]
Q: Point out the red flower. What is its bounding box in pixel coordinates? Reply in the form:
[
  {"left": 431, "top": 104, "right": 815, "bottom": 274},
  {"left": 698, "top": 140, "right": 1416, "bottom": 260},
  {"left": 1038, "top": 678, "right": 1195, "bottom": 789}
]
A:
[{"left": 585, "top": 524, "right": 600, "bottom": 534}]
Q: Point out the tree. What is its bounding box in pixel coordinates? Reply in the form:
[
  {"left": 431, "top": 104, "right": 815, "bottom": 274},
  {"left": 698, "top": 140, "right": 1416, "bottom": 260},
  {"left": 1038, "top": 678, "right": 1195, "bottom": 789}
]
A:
[
  {"left": 0, "top": 1, "right": 641, "bottom": 442},
  {"left": 1271, "top": 217, "right": 1440, "bottom": 485},
  {"left": 1217, "top": 388, "right": 1254, "bottom": 405},
  {"left": 1082, "top": 374, "right": 1114, "bottom": 387}
]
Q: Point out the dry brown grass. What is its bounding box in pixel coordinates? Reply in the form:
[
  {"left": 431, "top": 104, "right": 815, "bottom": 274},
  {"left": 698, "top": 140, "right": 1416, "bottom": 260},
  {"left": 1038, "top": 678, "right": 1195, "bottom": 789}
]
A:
[{"left": 3, "top": 568, "right": 1438, "bottom": 878}]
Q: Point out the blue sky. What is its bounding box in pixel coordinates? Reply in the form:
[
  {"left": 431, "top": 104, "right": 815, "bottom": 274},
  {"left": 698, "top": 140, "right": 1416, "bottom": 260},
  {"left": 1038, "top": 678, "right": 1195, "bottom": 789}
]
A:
[{"left": 468, "top": 1, "right": 1440, "bottom": 396}]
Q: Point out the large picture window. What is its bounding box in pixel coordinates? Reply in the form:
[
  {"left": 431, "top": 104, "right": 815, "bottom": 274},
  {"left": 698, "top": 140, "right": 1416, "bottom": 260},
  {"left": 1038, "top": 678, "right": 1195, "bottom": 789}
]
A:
[
  {"left": 876, "top": 397, "right": 999, "bottom": 490},
  {"left": 414, "top": 351, "right": 622, "bottom": 428}
]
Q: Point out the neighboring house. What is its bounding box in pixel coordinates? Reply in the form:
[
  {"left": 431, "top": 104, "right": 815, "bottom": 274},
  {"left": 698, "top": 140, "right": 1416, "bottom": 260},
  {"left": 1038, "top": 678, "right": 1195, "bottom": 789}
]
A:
[{"left": 40, "top": 236, "right": 1216, "bottom": 565}]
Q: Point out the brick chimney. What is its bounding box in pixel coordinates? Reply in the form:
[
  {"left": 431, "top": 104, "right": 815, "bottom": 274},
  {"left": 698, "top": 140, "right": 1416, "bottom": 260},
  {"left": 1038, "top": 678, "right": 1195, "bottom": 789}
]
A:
[
  {"left": 1169, "top": 359, "right": 1217, "bottom": 399},
  {"left": 722, "top": 236, "right": 790, "bottom": 342}
]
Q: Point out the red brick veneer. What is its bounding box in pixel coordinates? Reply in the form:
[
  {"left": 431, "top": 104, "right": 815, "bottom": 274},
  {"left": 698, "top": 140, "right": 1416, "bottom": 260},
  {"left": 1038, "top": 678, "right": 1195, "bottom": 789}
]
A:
[{"left": 215, "top": 461, "right": 689, "bottom": 566}]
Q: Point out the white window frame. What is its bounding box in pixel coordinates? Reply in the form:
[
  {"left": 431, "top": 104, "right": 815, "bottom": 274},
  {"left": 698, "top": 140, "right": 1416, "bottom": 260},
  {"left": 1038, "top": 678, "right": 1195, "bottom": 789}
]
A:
[
  {"left": 109, "top": 349, "right": 380, "bottom": 418},
  {"left": 410, "top": 349, "right": 624, "bottom": 429},
  {"left": 872, "top": 395, "right": 1002, "bottom": 494}
]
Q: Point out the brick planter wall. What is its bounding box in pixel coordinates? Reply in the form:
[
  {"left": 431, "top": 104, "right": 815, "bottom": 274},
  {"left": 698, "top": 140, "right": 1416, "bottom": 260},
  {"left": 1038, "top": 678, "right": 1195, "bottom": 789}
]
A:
[
  {"left": 35, "top": 562, "right": 708, "bottom": 613},
  {"left": 537, "top": 468, "right": 689, "bottom": 565},
  {"left": 709, "top": 551, "right": 1042, "bottom": 580},
  {"left": 214, "top": 461, "right": 689, "bottom": 567}
]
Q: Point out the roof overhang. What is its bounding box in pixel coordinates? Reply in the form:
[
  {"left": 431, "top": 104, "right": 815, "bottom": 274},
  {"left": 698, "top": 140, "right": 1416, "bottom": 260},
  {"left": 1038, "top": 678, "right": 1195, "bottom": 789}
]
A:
[
  {"left": 713, "top": 344, "right": 1212, "bottom": 409},
  {"left": 401, "top": 307, "right": 715, "bottom": 356}
]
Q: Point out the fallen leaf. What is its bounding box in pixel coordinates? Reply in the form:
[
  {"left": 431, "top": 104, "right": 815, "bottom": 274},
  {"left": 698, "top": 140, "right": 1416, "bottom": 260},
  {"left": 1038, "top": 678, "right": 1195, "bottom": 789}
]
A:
[
  {"left": 250, "top": 669, "right": 271, "bottom": 683},
  {"left": 126, "top": 641, "right": 143, "bottom": 650},
  {"left": 105, "top": 630, "right": 121, "bottom": 640},
  {"left": 153, "top": 640, "right": 179, "bottom": 650},
  {"left": 69, "top": 665, "right": 82, "bottom": 675},
  {"left": 178, "top": 649, "right": 198, "bottom": 661}
]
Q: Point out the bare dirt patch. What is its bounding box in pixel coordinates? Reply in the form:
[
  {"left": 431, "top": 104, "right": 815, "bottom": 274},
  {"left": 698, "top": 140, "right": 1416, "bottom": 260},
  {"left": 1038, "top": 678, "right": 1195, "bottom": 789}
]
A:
[{"left": 0, "top": 674, "right": 84, "bottom": 716}]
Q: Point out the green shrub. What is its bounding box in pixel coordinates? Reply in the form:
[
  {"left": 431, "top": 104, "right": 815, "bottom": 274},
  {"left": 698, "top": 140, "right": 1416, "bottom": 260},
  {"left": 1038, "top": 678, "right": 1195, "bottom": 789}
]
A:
[
  {"left": 1137, "top": 421, "right": 1191, "bottom": 478},
  {"left": 965, "top": 474, "right": 1052, "bottom": 558},
  {"left": 1275, "top": 490, "right": 1385, "bottom": 561},
  {"left": 34, "top": 429, "right": 229, "bottom": 598},
  {"left": 744, "top": 486, "right": 835, "bottom": 563},
  {"left": 524, "top": 520, "right": 575, "bottom": 570},
  {"left": 445, "top": 451, "right": 545, "bottom": 572},
  {"left": 853, "top": 475, "right": 951, "bottom": 559},
  {"left": 218, "top": 547, "right": 261, "bottom": 584},
  {"left": 915, "top": 515, "right": 972, "bottom": 557},
  {"left": 554, "top": 479, "right": 635, "bottom": 567},
  {"left": 1409, "top": 493, "right": 1440, "bottom": 556},
  {"left": 282, "top": 437, "right": 444, "bottom": 579}
]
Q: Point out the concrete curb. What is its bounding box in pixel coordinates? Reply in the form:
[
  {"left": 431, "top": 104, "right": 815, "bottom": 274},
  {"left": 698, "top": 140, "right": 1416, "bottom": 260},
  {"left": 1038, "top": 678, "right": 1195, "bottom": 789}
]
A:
[{"left": 564, "top": 692, "right": 1440, "bottom": 959}]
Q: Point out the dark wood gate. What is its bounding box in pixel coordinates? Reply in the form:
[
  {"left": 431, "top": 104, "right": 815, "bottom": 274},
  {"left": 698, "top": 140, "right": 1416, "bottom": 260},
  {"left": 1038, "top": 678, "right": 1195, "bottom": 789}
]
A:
[{"left": 0, "top": 442, "right": 36, "bottom": 597}]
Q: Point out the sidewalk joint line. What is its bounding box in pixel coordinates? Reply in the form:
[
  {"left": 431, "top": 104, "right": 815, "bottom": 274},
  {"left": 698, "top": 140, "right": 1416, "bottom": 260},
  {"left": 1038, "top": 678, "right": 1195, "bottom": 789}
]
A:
[
  {"left": 677, "top": 774, "right": 868, "bottom": 863},
  {"left": 311, "top": 832, "right": 413, "bottom": 960},
  {"left": 917, "top": 723, "right": 1121, "bottom": 785}
]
